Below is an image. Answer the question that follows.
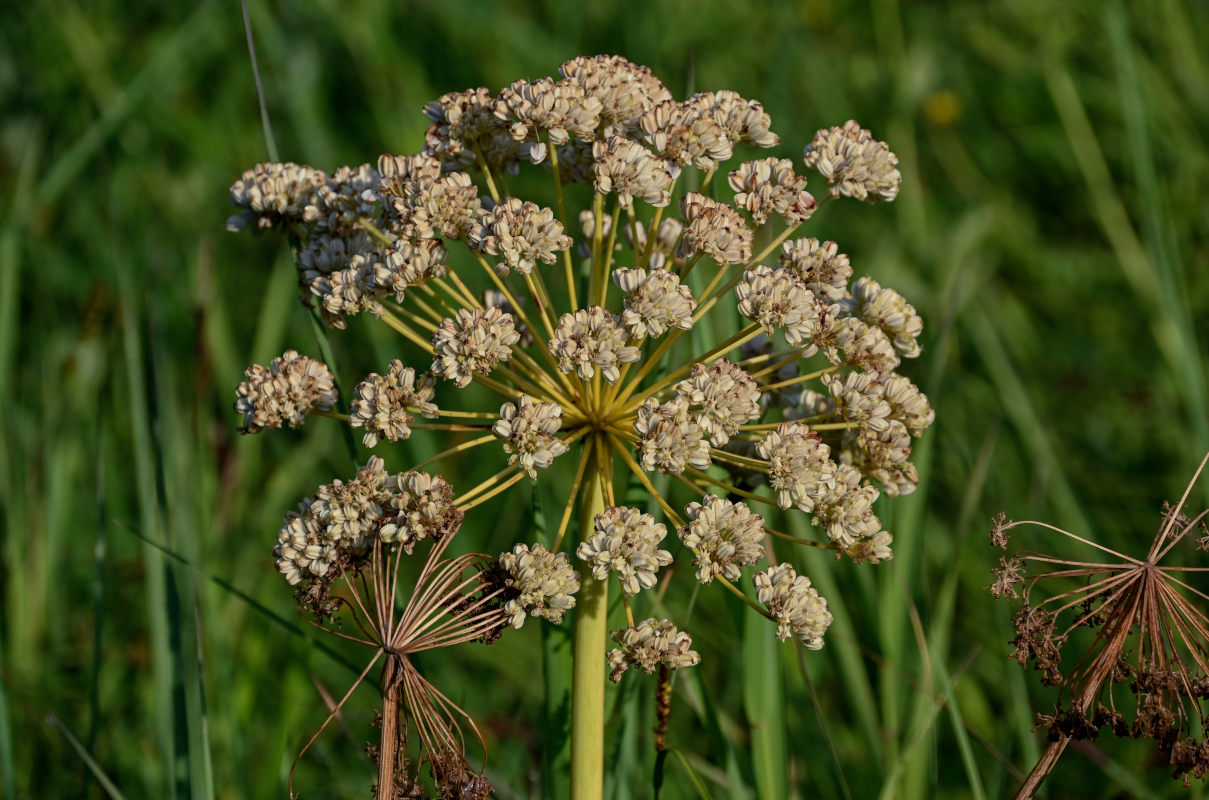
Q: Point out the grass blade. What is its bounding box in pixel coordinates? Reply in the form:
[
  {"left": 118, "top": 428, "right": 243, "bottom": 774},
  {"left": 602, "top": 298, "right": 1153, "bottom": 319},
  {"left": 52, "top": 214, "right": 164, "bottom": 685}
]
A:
[
  {"left": 47, "top": 713, "right": 131, "bottom": 800},
  {"left": 742, "top": 606, "right": 785, "bottom": 800}
]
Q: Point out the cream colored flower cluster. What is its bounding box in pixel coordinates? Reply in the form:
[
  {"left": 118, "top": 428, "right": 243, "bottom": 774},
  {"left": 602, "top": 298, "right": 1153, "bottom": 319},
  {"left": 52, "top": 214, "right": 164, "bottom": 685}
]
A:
[
  {"left": 234, "top": 349, "right": 337, "bottom": 434},
  {"left": 272, "top": 457, "right": 462, "bottom": 585},
  {"left": 229, "top": 54, "right": 934, "bottom": 674}
]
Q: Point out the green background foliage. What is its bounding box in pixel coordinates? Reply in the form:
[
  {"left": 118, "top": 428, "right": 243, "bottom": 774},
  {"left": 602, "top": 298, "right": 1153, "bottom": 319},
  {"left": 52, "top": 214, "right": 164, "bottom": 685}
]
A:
[{"left": 3, "top": 0, "right": 1208, "bottom": 797}]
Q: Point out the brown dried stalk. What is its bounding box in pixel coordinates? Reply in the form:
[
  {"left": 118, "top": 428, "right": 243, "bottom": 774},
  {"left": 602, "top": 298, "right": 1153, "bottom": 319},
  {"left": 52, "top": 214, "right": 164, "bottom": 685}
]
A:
[
  {"left": 991, "top": 451, "right": 1209, "bottom": 797},
  {"left": 289, "top": 532, "right": 508, "bottom": 799}
]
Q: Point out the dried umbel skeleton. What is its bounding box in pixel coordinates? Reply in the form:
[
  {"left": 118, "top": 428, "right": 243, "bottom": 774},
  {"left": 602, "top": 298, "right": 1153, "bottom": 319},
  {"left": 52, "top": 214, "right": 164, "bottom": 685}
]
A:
[
  {"left": 990, "top": 451, "right": 1209, "bottom": 798},
  {"left": 227, "top": 54, "right": 933, "bottom": 798}
]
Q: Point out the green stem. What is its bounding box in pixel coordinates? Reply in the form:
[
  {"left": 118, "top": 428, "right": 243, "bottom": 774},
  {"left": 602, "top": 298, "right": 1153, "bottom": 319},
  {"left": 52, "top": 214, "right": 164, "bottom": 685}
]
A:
[{"left": 571, "top": 438, "right": 608, "bottom": 800}]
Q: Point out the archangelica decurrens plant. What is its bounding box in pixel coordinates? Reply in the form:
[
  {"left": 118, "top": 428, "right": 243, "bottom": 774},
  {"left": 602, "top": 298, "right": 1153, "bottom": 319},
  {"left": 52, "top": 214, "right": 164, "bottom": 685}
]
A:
[{"left": 226, "top": 54, "right": 933, "bottom": 800}]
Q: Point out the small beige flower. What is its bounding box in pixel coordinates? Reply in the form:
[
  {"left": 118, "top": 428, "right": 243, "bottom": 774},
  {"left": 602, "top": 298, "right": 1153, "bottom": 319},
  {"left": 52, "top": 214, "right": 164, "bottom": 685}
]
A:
[
  {"left": 882, "top": 373, "right": 934, "bottom": 437},
  {"left": 549, "top": 306, "right": 640, "bottom": 382},
  {"left": 234, "top": 349, "right": 338, "bottom": 434},
  {"left": 812, "top": 463, "right": 883, "bottom": 548},
  {"left": 695, "top": 89, "right": 780, "bottom": 148},
  {"left": 635, "top": 396, "right": 712, "bottom": 475},
  {"left": 676, "top": 193, "right": 752, "bottom": 265},
  {"left": 577, "top": 506, "right": 673, "bottom": 596},
  {"left": 274, "top": 504, "right": 337, "bottom": 585},
  {"left": 757, "top": 422, "right": 838, "bottom": 512},
  {"left": 637, "top": 99, "right": 733, "bottom": 171},
  {"left": 823, "top": 372, "right": 891, "bottom": 433},
  {"left": 608, "top": 618, "right": 700, "bottom": 682},
  {"left": 431, "top": 306, "right": 521, "bottom": 388},
  {"left": 494, "top": 76, "right": 602, "bottom": 151},
  {"left": 350, "top": 360, "right": 439, "bottom": 448},
  {"left": 679, "top": 495, "right": 766, "bottom": 583},
  {"left": 674, "top": 359, "right": 761, "bottom": 447},
  {"left": 592, "top": 136, "right": 676, "bottom": 210},
  {"left": 379, "top": 470, "right": 462, "bottom": 553},
  {"left": 614, "top": 267, "right": 696, "bottom": 339},
  {"left": 310, "top": 456, "right": 388, "bottom": 550},
  {"left": 492, "top": 395, "right": 569, "bottom": 478},
  {"left": 754, "top": 562, "right": 833, "bottom": 648},
  {"left": 373, "top": 239, "right": 449, "bottom": 300},
  {"left": 498, "top": 543, "right": 581, "bottom": 628},
  {"left": 778, "top": 237, "right": 852, "bottom": 302},
  {"left": 728, "top": 157, "right": 815, "bottom": 225},
  {"left": 227, "top": 161, "right": 327, "bottom": 232},
  {"left": 850, "top": 276, "right": 923, "bottom": 358},
  {"left": 803, "top": 120, "right": 901, "bottom": 203},
  {"left": 817, "top": 315, "right": 900, "bottom": 375},
  {"left": 468, "top": 197, "right": 573, "bottom": 276},
  {"left": 735, "top": 265, "right": 825, "bottom": 350},
  {"left": 559, "top": 55, "right": 673, "bottom": 137},
  {"left": 422, "top": 87, "right": 519, "bottom": 173}
]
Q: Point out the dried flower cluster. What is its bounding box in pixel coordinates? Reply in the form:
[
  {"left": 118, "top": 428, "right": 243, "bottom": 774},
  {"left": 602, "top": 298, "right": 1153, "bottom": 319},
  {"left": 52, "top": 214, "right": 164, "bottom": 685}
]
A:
[
  {"left": 227, "top": 54, "right": 933, "bottom": 798},
  {"left": 989, "top": 453, "right": 1209, "bottom": 793},
  {"left": 608, "top": 618, "right": 701, "bottom": 682}
]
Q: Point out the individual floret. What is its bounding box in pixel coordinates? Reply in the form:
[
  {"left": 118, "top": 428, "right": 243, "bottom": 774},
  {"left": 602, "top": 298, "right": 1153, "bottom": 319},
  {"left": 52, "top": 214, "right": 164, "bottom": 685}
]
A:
[
  {"left": 422, "top": 87, "right": 520, "bottom": 174},
  {"left": 349, "top": 361, "right": 439, "bottom": 448},
  {"left": 841, "top": 421, "right": 918, "bottom": 497},
  {"left": 881, "top": 373, "right": 935, "bottom": 437},
  {"left": 494, "top": 76, "right": 602, "bottom": 159},
  {"left": 226, "top": 162, "right": 327, "bottom": 232},
  {"left": 735, "top": 266, "right": 825, "bottom": 350},
  {"left": 559, "top": 55, "right": 674, "bottom": 137},
  {"left": 431, "top": 306, "right": 521, "bottom": 388},
  {"left": 492, "top": 395, "right": 569, "bottom": 479},
  {"left": 304, "top": 163, "right": 381, "bottom": 233},
  {"left": 608, "top": 618, "right": 700, "bottom": 682},
  {"left": 823, "top": 372, "right": 891, "bottom": 433},
  {"left": 676, "top": 193, "right": 752, "bottom": 265},
  {"left": 757, "top": 422, "right": 838, "bottom": 512},
  {"left": 468, "top": 197, "right": 573, "bottom": 276},
  {"left": 803, "top": 120, "right": 901, "bottom": 203},
  {"left": 850, "top": 276, "right": 923, "bottom": 358},
  {"left": 679, "top": 495, "right": 766, "bottom": 583},
  {"left": 816, "top": 315, "right": 901, "bottom": 375},
  {"left": 274, "top": 504, "right": 337, "bottom": 585},
  {"left": 307, "top": 254, "right": 384, "bottom": 328},
  {"left": 614, "top": 267, "right": 696, "bottom": 339},
  {"left": 497, "top": 543, "right": 581, "bottom": 628},
  {"left": 674, "top": 359, "right": 761, "bottom": 446},
  {"left": 405, "top": 171, "right": 484, "bottom": 240},
  {"left": 635, "top": 396, "right": 712, "bottom": 475},
  {"left": 693, "top": 89, "right": 780, "bottom": 148},
  {"left": 310, "top": 457, "right": 389, "bottom": 550},
  {"left": 754, "top": 563, "right": 833, "bottom": 648},
  {"left": 379, "top": 471, "right": 462, "bottom": 553},
  {"left": 373, "top": 239, "right": 449, "bottom": 300},
  {"left": 592, "top": 137, "right": 676, "bottom": 210},
  {"left": 636, "top": 99, "right": 733, "bottom": 171},
  {"left": 812, "top": 463, "right": 884, "bottom": 548},
  {"left": 778, "top": 238, "right": 852, "bottom": 302},
  {"left": 577, "top": 506, "right": 673, "bottom": 596},
  {"left": 234, "top": 349, "right": 338, "bottom": 433},
  {"left": 549, "top": 306, "right": 640, "bottom": 382},
  {"left": 728, "top": 157, "right": 815, "bottom": 225}
]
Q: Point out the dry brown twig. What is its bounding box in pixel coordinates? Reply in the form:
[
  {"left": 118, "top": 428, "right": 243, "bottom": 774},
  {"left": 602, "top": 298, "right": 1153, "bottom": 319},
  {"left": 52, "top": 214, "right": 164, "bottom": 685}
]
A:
[
  {"left": 990, "top": 451, "right": 1209, "bottom": 798},
  {"left": 289, "top": 530, "right": 508, "bottom": 799}
]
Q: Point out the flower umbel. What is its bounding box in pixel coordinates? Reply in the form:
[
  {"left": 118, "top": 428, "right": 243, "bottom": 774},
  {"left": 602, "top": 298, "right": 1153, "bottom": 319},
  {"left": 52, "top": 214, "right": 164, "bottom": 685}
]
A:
[{"left": 227, "top": 54, "right": 934, "bottom": 800}]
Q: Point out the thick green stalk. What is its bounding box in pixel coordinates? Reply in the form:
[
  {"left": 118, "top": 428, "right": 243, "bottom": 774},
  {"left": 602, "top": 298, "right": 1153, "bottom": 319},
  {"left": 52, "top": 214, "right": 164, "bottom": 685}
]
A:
[{"left": 571, "top": 439, "right": 607, "bottom": 800}]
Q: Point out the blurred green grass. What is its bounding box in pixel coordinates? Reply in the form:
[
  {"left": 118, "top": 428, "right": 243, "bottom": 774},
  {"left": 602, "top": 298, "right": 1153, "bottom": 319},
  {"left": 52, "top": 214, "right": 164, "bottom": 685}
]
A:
[{"left": 4, "top": 0, "right": 1209, "bottom": 797}]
